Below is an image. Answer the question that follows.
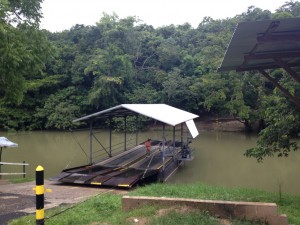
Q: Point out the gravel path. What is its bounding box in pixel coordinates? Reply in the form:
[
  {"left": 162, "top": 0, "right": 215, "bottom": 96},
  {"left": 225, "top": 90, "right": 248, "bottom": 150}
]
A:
[{"left": 0, "top": 180, "right": 128, "bottom": 225}]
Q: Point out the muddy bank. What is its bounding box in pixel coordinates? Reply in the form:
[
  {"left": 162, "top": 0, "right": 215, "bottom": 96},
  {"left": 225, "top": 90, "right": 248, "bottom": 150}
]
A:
[{"left": 196, "top": 118, "right": 245, "bottom": 132}]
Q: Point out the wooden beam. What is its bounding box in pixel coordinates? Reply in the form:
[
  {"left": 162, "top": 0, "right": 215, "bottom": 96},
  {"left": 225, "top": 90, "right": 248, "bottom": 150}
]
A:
[
  {"left": 273, "top": 58, "right": 300, "bottom": 84},
  {"left": 257, "top": 32, "right": 300, "bottom": 43},
  {"left": 237, "top": 62, "right": 300, "bottom": 72},
  {"left": 244, "top": 51, "right": 300, "bottom": 61},
  {"left": 258, "top": 69, "right": 300, "bottom": 108}
]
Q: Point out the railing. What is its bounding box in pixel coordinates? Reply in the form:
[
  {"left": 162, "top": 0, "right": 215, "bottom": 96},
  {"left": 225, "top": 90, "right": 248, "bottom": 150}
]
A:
[{"left": 0, "top": 161, "right": 29, "bottom": 178}]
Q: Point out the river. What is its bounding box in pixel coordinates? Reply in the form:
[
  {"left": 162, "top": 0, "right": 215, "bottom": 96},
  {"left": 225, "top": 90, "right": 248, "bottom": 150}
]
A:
[{"left": 0, "top": 130, "right": 299, "bottom": 195}]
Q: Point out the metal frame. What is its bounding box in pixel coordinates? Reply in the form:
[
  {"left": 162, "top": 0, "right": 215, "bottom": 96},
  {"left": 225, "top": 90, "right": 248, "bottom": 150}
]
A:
[
  {"left": 76, "top": 104, "right": 198, "bottom": 181},
  {"left": 218, "top": 19, "right": 300, "bottom": 108},
  {"left": 86, "top": 117, "right": 190, "bottom": 180},
  {"left": 237, "top": 21, "right": 300, "bottom": 107},
  {"left": 88, "top": 115, "right": 141, "bottom": 165}
]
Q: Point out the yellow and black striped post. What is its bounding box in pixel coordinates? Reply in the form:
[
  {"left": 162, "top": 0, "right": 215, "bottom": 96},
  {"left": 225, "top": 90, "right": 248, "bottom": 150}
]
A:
[
  {"left": 35, "top": 165, "right": 45, "bottom": 225},
  {"left": 33, "top": 165, "right": 51, "bottom": 225}
]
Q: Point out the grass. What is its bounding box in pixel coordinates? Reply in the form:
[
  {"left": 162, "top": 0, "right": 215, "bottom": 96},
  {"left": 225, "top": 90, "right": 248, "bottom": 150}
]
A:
[
  {"left": 130, "top": 182, "right": 300, "bottom": 225},
  {"left": 9, "top": 182, "right": 300, "bottom": 225}
]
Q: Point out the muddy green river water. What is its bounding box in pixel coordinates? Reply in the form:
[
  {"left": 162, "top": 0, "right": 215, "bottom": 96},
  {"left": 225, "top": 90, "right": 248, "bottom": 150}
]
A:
[{"left": 0, "top": 130, "right": 299, "bottom": 195}]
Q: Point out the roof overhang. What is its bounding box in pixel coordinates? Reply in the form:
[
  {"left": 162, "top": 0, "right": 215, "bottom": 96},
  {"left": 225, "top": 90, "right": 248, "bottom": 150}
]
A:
[
  {"left": 73, "top": 104, "right": 199, "bottom": 138},
  {"left": 218, "top": 18, "right": 300, "bottom": 72}
]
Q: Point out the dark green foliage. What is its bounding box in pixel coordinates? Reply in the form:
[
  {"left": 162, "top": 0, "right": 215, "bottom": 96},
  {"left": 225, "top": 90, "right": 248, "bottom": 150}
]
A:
[
  {"left": 162, "top": 68, "right": 197, "bottom": 111},
  {"left": 35, "top": 87, "right": 89, "bottom": 129},
  {"left": 125, "top": 84, "right": 161, "bottom": 104},
  {"left": 0, "top": 0, "right": 52, "bottom": 104},
  {"left": 245, "top": 95, "right": 300, "bottom": 161}
]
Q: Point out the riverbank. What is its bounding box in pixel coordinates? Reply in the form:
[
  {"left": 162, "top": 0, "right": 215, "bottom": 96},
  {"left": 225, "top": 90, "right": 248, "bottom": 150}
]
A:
[
  {"left": 196, "top": 118, "right": 246, "bottom": 132},
  {"left": 7, "top": 182, "right": 300, "bottom": 225}
]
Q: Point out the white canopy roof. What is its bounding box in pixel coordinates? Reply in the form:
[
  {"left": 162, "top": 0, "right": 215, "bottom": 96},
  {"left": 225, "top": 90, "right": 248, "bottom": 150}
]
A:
[
  {"left": 73, "top": 104, "right": 199, "bottom": 138},
  {"left": 0, "top": 137, "right": 18, "bottom": 148}
]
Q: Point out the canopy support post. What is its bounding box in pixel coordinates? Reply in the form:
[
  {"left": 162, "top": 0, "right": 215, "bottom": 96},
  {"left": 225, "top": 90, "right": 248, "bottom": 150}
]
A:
[
  {"left": 173, "top": 126, "right": 176, "bottom": 156},
  {"left": 181, "top": 123, "right": 183, "bottom": 148},
  {"left": 109, "top": 117, "right": 112, "bottom": 157},
  {"left": 124, "top": 116, "right": 127, "bottom": 151},
  {"left": 89, "top": 120, "right": 93, "bottom": 165},
  {"left": 0, "top": 147, "right": 2, "bottom": 177},
  {"left": 162, "top": 124, "right": 166, "bottom": 180},
  {"left": 135, "top": 116, "right": 138, "bottom": 146}
]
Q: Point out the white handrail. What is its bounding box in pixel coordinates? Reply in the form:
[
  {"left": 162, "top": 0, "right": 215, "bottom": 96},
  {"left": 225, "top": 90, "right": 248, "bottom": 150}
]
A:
[
  {"left": 0, "top": 173, "right": 26, "bottom": 175},
  {"left": 0, "top": 162, "right": 29, "bottom": 166}
]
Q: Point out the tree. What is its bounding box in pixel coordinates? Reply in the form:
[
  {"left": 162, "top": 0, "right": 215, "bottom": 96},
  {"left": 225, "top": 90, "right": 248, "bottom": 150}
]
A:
[
  {"left": 276, "top": 0, "right": 300, "bottom": 17},
  {"left": 192, "top": 71, "right": 256, "bottom": 126},
  {"left": 2, "top": 2, "right": 299, "bottom": 136},
  {"left": 125, "top": 84, "right": 161, "bottom": 104},
  {"left": 35, "top": 87, "right": 88, "bottom": 129},
  {"left": 85, "top": 46, "right": 134, "bottom": 108},
  {"left": 162, "top": 68, "right": 197, "bottom": 111},
  {"left": 238, "top": 6, "right": 272, "bottom": 21},
  {"left": 156, "top": 38, "right": 181, "bottom": 71},
  {"left": 0, "top": 0, "right": 51, "bottom": 104},
  {"left": 245, "top": 93, "right": 300, "bottom": 162},
  {"left": 244, "top": 67, "right": 300, "bottom": 161}
]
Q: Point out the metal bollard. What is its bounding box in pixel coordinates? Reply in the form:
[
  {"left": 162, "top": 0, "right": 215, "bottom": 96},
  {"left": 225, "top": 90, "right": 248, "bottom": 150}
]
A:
[{"left": 34, "top": 165, "right": 51, "bottom": 225}]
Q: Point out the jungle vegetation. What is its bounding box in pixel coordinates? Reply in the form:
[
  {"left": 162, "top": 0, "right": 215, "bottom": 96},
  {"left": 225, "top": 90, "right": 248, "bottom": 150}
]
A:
[{"left": 1, "top": 0, "right": 300, "bottom": 161}]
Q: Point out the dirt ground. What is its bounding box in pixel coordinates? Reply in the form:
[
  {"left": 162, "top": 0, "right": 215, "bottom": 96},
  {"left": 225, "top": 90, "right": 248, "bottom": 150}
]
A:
[{"left": 0, "top": 180, "right": 128, "bottom": 225}]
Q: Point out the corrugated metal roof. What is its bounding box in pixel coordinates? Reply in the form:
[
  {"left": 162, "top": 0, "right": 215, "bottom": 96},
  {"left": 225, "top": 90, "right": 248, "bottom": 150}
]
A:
[
  {"left": 0, "top": 137, "right": 18, "bottom": 148},
  {"left": 218, "top": 18, "right": 300, "bottom": 72},
  {"left": 73, "top": 104, "right": 199, "bottom": 138}
]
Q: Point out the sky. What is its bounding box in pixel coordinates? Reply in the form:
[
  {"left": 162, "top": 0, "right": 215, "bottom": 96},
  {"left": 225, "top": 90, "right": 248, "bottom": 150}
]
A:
[{"left": 41, "top": 0, "right": 289, "bottom": 32}]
